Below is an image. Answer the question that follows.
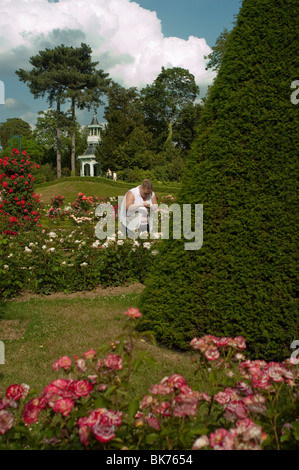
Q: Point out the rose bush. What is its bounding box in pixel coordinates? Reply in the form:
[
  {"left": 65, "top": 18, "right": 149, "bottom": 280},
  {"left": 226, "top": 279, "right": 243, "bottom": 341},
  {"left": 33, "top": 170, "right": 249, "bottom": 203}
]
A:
[
  {"left": 0, "top": 149, "right": 41, "bottom": 234},
  {"left": 1, "top": 224, "right": 160, "bottom": 296},
  {"left": 0, "top": 309, "right": 298, "bottom": 450}
]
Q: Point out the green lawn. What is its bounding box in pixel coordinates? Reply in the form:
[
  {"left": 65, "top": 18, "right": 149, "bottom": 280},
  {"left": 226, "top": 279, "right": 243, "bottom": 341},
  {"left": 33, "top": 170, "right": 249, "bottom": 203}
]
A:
[
  {"left": 0, "top": 292, "right": 200, "bottom": 399},
  {"left": 35, "top": 178, "right": 180, "bottom": 205}
]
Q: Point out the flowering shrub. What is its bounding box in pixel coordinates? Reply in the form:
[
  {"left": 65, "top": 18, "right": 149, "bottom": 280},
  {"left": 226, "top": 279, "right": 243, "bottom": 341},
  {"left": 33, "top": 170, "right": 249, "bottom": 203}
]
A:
[
  {"left": 0, "top": 149, "right": 41, "bottom": 233},
  {"left": 0, "top": 310, "right": 298, "bottom": 450},
  {"left": 72, "top": 192, "right": 108, "bottom": 213},
  {"left": 1, "top": 226, "right": 159, "bottom": 296},
  {"left": 47, "top": 195, "right": 67, "bottom": 219},
  {"left": 160, "top": 194, "right": 177, "bottom": 204}
]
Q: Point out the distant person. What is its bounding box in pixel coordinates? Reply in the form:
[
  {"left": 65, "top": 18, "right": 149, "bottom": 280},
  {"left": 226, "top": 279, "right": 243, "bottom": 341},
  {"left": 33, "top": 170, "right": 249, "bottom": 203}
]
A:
[
  {"left": 113, "top": 172, "right": 117, "bottom": 181},
  {"left": 119, "top": 179, "right": 158, "bottom": 238},
  {"left": 106, "top": 168, "right": 112, "bottom": 179}
]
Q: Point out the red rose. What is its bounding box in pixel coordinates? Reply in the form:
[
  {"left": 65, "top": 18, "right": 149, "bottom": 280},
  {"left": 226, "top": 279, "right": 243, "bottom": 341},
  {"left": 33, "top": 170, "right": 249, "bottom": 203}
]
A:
[
  {"left": 104, "top": 354, "right": 123, "bottom": 370},
  {"left": 71, "top": 380, "right": 93, "bottom": 397},
  {"left": 53, "top": 398, "right": 74, "bottom": 416},
  {"left": 5, "top": 384, "right": 24, "bottom": 401}
]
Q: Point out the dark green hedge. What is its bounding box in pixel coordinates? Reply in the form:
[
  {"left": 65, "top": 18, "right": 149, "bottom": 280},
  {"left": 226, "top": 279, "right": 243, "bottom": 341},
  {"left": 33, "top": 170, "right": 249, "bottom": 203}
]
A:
[{"left": 138, "top": 0, "right": 299, "bottom": 361}]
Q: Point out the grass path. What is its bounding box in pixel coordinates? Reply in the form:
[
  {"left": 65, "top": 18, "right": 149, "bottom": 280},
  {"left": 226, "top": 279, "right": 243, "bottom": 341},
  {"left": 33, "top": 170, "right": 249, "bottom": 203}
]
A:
[{"left": 0, "top": 288, "right": 200, "bottom": 399}]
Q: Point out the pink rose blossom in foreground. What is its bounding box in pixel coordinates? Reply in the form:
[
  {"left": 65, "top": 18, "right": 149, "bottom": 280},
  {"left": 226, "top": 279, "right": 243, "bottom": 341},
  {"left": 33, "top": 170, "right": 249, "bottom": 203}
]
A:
[
  {"left": 146, "top": 415, "right": 160, "bottom": 431},
  {"left": 173, "top": 402, "right": 197, "bottom": 417},
  {"left": 71, "top": 380, "right": 93, "bottom": 397},
  {"left": 123, "top": 307, "right": 142, "bottom": 318},
  {"left": 224, "top": 401, "right": 248, "bottom": 421},
  {"left": 0, "top": 409, "right": 14, "bottom": 435},
  {"left": 92, "top": 422, "right": 116, "bottom": 443},
  {"left": 161, "top": 374, "right": 188, "bottom": 391},
  {"left": 205, "top": 346, "right": 220, "bottom": 361},
  {"left": 53, "top": 398, "right": 74, "bottom": 417},
  {"left": 5, "top": 384, "right": 24, "bottom": 401},
  {"left": 149, "top": 384, "right": 173, "bottom": 395},
  {"left": 76, "top": 358, "right": 88, "bottom": 373},
  {"left": 77, "top": 408, "right": 123, "bottom": 445},
  {"left": 23, "top": 398, "right": 41, "bottom": 425},
  {"left": 104, "top": 354, "right": 123, "bottom": 370},
  {"left": 83, "top": 349, "right": 97, "bottom": 360},
  {"left": 209, "top": 419, "right": 266, "bottom": 450},
  {"left": 192, "top": 435, "right": 210, "bottom": 450},
  {"left": 52, "top": 356, "right": 72, "bottom": 371}
]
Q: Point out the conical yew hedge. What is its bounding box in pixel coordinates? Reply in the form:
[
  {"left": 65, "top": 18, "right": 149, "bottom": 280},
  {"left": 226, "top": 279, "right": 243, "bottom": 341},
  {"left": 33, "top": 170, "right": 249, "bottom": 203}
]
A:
[{"left": 138, "top": 0, "right": 299, "bottom": 361}]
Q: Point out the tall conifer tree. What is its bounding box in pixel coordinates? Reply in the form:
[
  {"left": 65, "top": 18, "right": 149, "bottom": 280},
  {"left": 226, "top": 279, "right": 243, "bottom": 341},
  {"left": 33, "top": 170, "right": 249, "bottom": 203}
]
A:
[{"left": 138, "top": 0, "right": 299, "bottom": 361}]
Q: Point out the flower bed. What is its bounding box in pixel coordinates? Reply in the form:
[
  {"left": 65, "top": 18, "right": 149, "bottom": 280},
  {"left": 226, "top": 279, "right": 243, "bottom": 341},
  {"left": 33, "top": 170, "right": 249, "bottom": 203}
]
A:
[
  {"left": 0, "top": 310, "right": 298, "bottom": 450},
  {"left": 1, "top": 190, "right": 166, "bottom": 298},
  {"left": 1, "top": 225, "right": 160, "bottom": 297}
]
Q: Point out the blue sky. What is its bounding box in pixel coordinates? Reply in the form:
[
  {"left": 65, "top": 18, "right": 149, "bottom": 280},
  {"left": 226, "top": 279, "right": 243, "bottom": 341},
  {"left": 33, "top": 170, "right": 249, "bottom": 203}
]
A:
[
  {"left": 133, "top": 0, "right": 241, "bottom": 46},
  {"left": 0, "top": 0, "right": 242, "bottom": 131}
]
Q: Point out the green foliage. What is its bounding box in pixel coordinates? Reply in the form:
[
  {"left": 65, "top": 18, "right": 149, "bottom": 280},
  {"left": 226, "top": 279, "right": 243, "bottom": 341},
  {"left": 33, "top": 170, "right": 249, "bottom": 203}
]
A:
[
  {"left": 16, "top": 43, "right": 110, "bottom": 178},
  {"left": 0, "top": 149, "right": 42, "bottom": 234},
  {"left": 138, "top": 0, "right": 299, "bottom": 361},
  {"left": 204, "top": 27, "right": 232, "bottom": 72},
  {"left": 141, "top": 67, "right": 199, "bottom": 149},
  {"left": 0, "top": 118, "right": 32, "bottom": 149}
]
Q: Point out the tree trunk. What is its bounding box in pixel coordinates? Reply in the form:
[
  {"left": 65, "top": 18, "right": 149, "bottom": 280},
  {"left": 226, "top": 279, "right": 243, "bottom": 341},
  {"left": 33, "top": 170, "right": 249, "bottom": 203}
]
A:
[
  {"left": 56, "top": 97, "right": 62, "bottom": 179},
  {"left": 71, "top": 98, "right": 76, "bottom": 176}
]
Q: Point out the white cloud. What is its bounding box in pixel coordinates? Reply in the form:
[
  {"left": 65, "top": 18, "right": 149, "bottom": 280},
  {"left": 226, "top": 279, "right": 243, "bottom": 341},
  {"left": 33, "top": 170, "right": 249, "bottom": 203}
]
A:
[
  {"left": 0, "top": 0, "right": 215, "bottom": 90},
  {"left": 3, "top": 97, "right": 31, "bottom": 112}
]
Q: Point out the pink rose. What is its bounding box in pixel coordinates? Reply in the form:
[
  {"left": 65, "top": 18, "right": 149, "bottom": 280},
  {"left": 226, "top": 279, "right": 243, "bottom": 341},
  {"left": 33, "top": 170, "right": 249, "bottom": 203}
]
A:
[
  {"left": 123, "top": 307, "right": 142, "bottom": 318},
  {"left": 192, "top": 435, "right": 210, "bottom": 450},
  {"left": 83, "top": 349, "right": 97, "bottom": 360},
  {"left": 71, "top": 380, "right": 93, "bottom": 397},
  {"left": 53, "top": 398, "right": 74, "bottom": 417},
  {"left": 23, "top": 399, "right": 41, "bottom": 425},
  {"left": 55, "top": 356, "right": 72, "bottom": 370},
  {"left": 5, "top": 384, "right": 24, "bottom": 401},
  {"left": 149, "top": 384, "right": 173, "bottom": 395},
  {"left": 92, "top": 422, "right": 116, "bottom": 443},
  {"left": 104, "top": 354, "right": 123, "bottom": 370},
  {"left": 204, "top": 346, "right": 220, "bottom": 361},
  {"left": 0, "top": 410, "right": 14, "bottom": 435}
]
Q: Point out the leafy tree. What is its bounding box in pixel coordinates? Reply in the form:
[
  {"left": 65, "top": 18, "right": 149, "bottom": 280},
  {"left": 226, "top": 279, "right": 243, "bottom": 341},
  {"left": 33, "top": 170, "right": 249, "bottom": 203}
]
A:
[
  {"left": 96, "top": 83, "right": 146, "bottom": 170},
  {"left": 33, "top": 109, "right": 89, "bottom": 170},
  {"left": 140, "top": 67, "right": 199, "bottom": 149},
  {"left": 204, "top": 27, "right": 232, "bottom": 72},
  {"left": 64, "top": 44, "right": 110, "bottom": 175},
  {"left": 138, "top": 0, "right": 299, "bottom": 361},
  {"left": 33, "top": 109, "right": 71, "bottom": 168},
  {"left": 114, "top": 126, "right": 155, "bottom": 170},
  {"left": 0, "top": 118, "right": 32, "bottom": 149},
  {"left": 173, "top": 103, "right": 202, "bottom": 152},
  {"left": 16, "top": 43, "right": 110, "bottom": 178},
  {"left": 16, "top": 46, "right": 72, "bottom": 178}
]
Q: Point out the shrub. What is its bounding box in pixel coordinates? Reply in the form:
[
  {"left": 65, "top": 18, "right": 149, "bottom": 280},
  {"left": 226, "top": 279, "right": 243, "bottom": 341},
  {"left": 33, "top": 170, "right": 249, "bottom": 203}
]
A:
[
  {"left": 138, "top": 0, "right": 299, "bottom": 361},
  {"left": 0, "top": 149, "right": 42, "bottom": 234}
]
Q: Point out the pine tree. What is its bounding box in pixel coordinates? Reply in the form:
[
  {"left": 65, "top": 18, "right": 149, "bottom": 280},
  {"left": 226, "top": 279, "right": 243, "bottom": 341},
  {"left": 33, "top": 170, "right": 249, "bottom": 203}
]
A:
[{"left": 138, "top": 0, "right": 299, "bottom": 361}]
